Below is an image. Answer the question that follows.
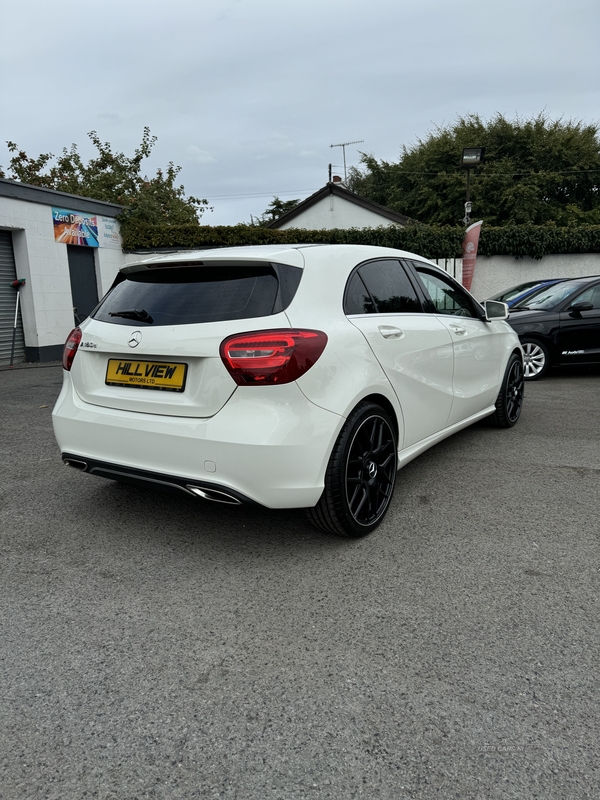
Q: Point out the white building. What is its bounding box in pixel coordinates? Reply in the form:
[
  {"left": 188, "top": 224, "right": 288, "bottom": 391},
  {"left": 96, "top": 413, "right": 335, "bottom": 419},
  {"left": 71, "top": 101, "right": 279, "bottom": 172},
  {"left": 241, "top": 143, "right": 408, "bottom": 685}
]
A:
[
  {"left": 0, "top": 179, "right": 126, "bottom": 366},
  {"left": 268, "top": 181, "right": 413, "bottom": 230}
]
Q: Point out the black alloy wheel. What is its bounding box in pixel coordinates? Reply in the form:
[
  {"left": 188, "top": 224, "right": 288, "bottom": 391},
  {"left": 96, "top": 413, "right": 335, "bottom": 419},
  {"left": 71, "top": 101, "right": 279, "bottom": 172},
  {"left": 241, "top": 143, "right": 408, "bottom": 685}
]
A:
[
  {"left": 306, "top": 401, "right": 397, "bottom": 538},
  {"left": 490, "top": 353, "right": 525, "bottom": 428}
]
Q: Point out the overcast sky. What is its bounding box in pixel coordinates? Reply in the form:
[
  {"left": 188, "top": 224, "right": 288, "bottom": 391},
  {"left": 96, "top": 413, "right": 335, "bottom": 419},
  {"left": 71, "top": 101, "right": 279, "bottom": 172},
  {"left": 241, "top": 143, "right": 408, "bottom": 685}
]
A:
[{"left": 2, "top": 0, "right": 598, "bottom": 225}]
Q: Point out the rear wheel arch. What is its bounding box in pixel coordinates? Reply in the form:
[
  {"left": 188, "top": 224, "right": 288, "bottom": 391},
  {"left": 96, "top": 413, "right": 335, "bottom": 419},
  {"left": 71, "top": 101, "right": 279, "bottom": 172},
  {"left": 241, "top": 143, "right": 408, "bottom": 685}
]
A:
[
  {"left": 358, "top": 393, "right": 400, "bottom": 444},
  {"left": 306, "top": 399, "right": 398, "bottom": 538}
]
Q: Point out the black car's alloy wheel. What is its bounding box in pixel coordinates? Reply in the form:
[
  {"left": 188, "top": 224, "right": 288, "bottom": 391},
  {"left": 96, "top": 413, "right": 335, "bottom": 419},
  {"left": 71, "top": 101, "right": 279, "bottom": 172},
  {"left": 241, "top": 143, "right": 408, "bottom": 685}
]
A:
[
  {"left": 306, "top": 401, "right": 397, "bottom": 538},
  {"left": 521, "top": 339, "right": 550, "bottom": 380},
  {"left": 490, "top": 352, "right": 525, "bottom": 428}
]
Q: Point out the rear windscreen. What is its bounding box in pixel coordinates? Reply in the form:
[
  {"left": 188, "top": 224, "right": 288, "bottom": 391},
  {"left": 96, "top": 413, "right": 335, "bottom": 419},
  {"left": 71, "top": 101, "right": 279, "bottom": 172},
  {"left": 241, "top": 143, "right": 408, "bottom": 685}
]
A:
[{"left": 93, "top": 264, "right": 302, "bottom": 326}]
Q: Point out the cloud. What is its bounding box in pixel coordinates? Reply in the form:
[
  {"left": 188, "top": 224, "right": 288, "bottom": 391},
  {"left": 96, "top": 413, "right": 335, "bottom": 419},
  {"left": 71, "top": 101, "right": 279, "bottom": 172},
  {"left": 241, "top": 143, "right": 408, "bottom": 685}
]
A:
[{"left": 186, "top": 146, "right": 216, "bottom": 164}]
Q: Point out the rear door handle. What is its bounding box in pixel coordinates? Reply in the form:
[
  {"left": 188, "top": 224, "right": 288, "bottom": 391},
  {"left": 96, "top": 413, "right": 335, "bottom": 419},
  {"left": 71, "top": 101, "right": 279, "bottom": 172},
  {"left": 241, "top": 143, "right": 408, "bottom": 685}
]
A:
[{"left": 378, "top": 325, "right": 404, "bottom": 339}]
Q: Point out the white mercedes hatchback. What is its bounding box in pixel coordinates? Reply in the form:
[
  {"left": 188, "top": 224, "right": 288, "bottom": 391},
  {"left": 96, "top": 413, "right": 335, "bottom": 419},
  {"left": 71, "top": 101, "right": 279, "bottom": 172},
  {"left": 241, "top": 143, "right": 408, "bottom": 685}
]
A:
[{"left": 53, "top": 244, "right": 524, "bottom": 537}]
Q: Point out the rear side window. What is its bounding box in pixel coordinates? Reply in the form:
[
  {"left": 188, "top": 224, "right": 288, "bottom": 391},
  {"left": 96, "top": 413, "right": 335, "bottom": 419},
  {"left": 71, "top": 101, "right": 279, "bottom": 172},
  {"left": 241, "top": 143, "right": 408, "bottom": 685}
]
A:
[
  {"left": 344, "top": 259, "right": 422, "bottom": 314},
  {"left": 93, "top": 263, "right": 302, "bottom": 326},
  {"left": 345, "top": 272, "right": 376, "bottom": 314}
]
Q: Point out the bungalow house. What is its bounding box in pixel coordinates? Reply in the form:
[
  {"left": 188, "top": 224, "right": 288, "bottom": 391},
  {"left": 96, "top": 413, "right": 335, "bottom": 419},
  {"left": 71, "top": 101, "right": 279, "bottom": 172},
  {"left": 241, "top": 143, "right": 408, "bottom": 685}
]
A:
[{"left": 268, "top": 180, "right": 414, "bottom": 230}]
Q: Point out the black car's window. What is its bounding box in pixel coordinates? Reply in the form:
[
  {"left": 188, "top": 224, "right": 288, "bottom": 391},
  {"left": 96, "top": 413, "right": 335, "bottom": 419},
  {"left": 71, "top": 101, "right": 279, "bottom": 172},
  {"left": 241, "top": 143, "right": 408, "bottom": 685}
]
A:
[
  {"left": 512, "top": 281, "right": 589, "bottom": 311},
  {"left": 569, "top": 284, "right": 600, "bottom": 308},
  {"left": 490, "top": 281, "right": 546, "bottom": 303},
  {"left": 413, "top": 266, "right": 478, "bottom": 318},
  {"left": 93, "top": 264, "right": 301, "bottom": 326},
  {"left": 345, "top": 259, "right": 421, "bottom": 314}
]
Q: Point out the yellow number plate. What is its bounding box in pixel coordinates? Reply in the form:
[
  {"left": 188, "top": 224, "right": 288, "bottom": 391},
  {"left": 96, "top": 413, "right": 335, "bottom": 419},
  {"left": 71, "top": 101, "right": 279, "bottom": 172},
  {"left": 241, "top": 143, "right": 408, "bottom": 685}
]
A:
[{"left": 106, "top": 359, "right": 188, "bottom": 392}]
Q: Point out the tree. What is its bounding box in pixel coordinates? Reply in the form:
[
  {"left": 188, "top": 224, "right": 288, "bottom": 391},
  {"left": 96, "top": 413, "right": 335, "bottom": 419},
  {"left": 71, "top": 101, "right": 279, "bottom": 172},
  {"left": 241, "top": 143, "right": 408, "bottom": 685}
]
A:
[
  {"left": 347, "top": 113, "right": 600, "bottom": 226},
  {"left": 0, "top": 128, "right": 210, "bottom": 230},
  {"left": 249, "top": 196, "right": 300, "bottom": 226}
]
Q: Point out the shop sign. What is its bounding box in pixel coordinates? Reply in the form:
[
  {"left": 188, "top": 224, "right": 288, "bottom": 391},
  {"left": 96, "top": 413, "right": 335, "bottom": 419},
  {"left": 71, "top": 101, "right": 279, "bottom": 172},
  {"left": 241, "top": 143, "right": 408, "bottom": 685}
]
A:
[
  {"left": 98, "top": 216, "right": 122, "bottom": 249},
  {"left": 52, "top": 207, "right": 99, "bottom": 247},
  {"left": 52, "top": 208, "right": 122, "bottom": 248}
]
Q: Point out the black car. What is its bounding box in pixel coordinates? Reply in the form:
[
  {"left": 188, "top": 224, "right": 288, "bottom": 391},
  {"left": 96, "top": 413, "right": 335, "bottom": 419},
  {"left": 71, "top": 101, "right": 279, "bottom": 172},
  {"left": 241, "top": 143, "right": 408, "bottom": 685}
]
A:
[{"left": 508, "top": 276, "right": 600, "bottom": 379}]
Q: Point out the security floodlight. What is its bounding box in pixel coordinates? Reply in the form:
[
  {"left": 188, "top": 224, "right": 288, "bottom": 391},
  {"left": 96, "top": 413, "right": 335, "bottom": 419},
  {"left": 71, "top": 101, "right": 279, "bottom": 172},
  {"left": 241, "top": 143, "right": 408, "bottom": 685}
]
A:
[
  {"left": 462, "top": 147, "right": 485, "bottom": 167},
  {"left": 461, "top": 148, "right": 485, "bottom": 225}
]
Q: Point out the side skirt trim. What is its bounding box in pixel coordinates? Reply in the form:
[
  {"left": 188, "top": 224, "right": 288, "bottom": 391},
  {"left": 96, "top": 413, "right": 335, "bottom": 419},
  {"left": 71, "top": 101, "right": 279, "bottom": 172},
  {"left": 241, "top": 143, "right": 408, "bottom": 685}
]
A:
[{"left": 396, "top": 406, "right": 496, "bottom": 469}]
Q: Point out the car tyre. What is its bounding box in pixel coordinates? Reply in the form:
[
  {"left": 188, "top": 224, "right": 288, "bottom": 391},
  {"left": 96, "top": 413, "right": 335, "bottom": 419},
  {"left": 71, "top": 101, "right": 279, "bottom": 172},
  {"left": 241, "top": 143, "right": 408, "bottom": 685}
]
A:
[
  {"left": 306, "top": 401, "right": 397, "bottom": 538},
  {"left": 521, "top": 339, "right": 550, "bottom": 380},
  {"left": 490, "top": 353, "right": 524, "bottom": 428}
]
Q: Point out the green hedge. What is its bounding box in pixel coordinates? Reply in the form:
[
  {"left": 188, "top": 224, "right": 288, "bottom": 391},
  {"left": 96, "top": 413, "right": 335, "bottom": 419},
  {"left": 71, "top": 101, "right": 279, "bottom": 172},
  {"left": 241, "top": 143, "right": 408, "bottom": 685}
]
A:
[
  {"left": 479, "top": 224, "right": 600, "bottom": 259},
  {"left": 122, "top": 222, "right": 600, "bottom": 260}
]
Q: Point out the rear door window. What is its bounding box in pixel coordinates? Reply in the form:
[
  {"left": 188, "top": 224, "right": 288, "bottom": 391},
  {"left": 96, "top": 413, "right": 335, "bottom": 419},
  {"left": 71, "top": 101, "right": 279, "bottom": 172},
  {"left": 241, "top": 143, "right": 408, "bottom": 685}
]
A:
[{"left": 93, "top": 263, "right": 302, "bottom": 326}]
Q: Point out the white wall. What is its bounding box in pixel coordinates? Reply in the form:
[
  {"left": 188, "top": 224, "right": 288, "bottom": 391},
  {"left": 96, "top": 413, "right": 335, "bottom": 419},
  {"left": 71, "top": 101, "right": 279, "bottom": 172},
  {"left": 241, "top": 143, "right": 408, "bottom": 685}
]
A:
[
  {"left": 1, "top": 198, "right": 74, "bottom": 350},
  {"left": 470, "top": 253, "right": 600, "bottom": 300},
  {"left": 0, "top": 196, "right": 126, "bottom": 353},
  {"left": 277, "top": 194, "right": 399, "bottom": 230}
]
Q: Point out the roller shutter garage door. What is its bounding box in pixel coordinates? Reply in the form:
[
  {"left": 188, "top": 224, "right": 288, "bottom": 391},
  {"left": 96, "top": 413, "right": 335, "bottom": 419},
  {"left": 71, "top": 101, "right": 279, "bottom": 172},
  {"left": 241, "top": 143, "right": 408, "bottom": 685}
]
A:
[{"left": 0, "top": 231, "right": 25, "bottom": 367}]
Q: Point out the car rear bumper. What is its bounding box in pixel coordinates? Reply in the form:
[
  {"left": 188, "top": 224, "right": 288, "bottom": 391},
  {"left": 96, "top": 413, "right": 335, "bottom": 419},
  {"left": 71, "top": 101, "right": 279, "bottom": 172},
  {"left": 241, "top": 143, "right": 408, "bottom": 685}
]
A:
[
  {"left": 61, "top": 453, "right": 261, "bottom": 506},
  {"left": 52, "top": 373, "right": 344, "bottom": 508}
]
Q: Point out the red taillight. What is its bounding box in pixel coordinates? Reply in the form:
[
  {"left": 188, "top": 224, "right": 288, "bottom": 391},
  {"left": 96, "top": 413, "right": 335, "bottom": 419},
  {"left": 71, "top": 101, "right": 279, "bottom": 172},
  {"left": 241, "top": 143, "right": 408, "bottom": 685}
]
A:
[
  {"left": 220, "top": 329, "right": 328, "bottom": 385},
  {"left": 62, "top": 327, "right": 82, "bottom": 371}
]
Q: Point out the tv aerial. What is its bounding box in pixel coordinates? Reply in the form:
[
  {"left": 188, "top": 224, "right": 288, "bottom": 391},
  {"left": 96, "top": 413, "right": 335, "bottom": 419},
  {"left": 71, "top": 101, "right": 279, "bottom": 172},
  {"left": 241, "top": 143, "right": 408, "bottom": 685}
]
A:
[{"left": 329, "top": 139, "right": 364, "bottom": 181}]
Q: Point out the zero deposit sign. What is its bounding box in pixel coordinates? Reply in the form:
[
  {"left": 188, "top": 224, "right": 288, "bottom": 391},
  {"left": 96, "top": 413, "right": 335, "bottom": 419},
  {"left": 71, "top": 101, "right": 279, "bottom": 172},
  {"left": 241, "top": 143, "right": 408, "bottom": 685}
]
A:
[
  {"left": 52, "top": 208, "right": 122, "bottom": 249},
  {"left": 52, "top": 207, "right": 99, "bottom": 247}
]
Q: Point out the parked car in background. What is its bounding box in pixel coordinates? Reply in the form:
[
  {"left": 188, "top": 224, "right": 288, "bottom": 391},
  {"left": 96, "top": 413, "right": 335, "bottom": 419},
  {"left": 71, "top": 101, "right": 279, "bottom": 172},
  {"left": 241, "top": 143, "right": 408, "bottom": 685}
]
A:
[
  {"left": 487, "top": 278, "right": 566, "bottom": 307},
  {"left": 508, "top": 276, "right": 600, "bottom": 379},
  {"left": 53, "top": 244, "right": 523, "bottom": 538}
]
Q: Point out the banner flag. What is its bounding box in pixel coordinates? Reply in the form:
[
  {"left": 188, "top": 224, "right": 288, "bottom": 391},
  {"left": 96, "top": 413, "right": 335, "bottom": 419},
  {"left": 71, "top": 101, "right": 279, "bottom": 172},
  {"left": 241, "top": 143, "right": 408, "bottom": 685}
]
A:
[{"left": 461, "top": 221, "right": 482, "bottom": 292}]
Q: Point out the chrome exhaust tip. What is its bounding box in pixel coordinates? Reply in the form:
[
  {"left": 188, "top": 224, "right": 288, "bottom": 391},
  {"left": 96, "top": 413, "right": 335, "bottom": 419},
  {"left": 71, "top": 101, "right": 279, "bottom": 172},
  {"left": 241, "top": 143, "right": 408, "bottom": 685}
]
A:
[
  {"left": 186, "top": 485, "right": 242, "bottom": 505},
  {"left": 64, "top": 458, "right": 88, "bottom": 471}
]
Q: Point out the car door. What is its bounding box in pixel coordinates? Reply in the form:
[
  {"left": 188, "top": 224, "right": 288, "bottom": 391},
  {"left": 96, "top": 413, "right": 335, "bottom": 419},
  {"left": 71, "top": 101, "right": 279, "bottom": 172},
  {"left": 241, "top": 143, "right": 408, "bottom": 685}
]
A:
[
  {"left": 407, "top": 262, "right": 504, "bottom": 425},
  {"left": 345, "top": 259, "right": 454, "bottom": 448},
  {"left": 557, "top": 282, "right": 600, "bottom": 364}
]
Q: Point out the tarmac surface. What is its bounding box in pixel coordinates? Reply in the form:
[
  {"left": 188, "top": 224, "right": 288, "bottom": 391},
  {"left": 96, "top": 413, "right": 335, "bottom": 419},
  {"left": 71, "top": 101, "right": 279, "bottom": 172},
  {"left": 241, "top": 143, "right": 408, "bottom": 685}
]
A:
[{"left": 1, "top": 362, "right": 599, "bottom": 800}]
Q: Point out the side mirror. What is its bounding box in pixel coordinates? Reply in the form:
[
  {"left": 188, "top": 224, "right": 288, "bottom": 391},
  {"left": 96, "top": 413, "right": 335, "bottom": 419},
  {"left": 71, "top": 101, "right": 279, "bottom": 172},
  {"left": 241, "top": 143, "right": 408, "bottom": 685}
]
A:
[
  {"left": 483, "top": 300, "right": 509, "bottom": 321},
  {"left": 569, "top": 301, "right": 594, "bottom": 316}
]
